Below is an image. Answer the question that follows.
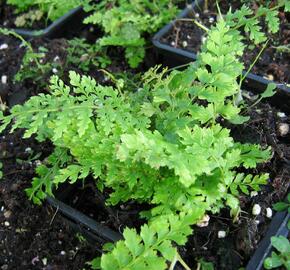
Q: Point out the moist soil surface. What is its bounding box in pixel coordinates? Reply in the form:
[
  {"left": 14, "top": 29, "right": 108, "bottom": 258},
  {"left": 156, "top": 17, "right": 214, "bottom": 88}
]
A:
[
  {"left": 161, "top": 0, "right": 290, "bottom": 85},
  {"left": 0, "top": 128, "right": 98, "bottom": 270}
]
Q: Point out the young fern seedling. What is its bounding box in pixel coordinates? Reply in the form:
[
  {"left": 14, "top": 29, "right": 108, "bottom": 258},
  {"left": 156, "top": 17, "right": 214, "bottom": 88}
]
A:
[
  {"left": 0, "top": 28, "right": 54, "bottom": 87},
  {"left": 264, "top": 236, "right": 290, "bottom": 269},
  {"left": 7, "top": 0, "right": 81, "bottom": 24},
  {"left": 82, "top": 0, "right": 182, "bottom": 68}
]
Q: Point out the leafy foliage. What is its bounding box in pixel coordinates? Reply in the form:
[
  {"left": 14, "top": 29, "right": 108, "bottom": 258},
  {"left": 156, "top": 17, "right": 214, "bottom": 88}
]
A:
[
  {"left": 14, "top": 45, "right": 55, "bottom": 85},
  {"left": 7, "top": 0, "right": 80, "bottom": 22},
  {"left": 66, "top": 38, "right": 111, "bottom": 71},
  {"left": 91, "top": 213, "right": 202, "bottom": 270},
  {"left": 264, "top": 236, "right": 290, "bottom": 269},
  {"left": 83, "top": 0, "right": 181, "bottom": 67},
  {"left": 0, "top": 18, "right": 272, "bottom": 270},
  {"left": 273, "top": 193, "right": 290, "bottom": 229},
  {"left": 224, "top": 1, "right": 289, "bottom": 45},
  {"left": 0, "top": 28, "right": 54, "bottom": 87}
]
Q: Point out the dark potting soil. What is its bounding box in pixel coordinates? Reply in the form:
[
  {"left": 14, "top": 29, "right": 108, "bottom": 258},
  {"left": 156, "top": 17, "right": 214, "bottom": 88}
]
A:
[
  {"left": 161, "top": 0, "right": 290, "bottom": 85},
  {"left": 0, "top": 128, "right": 98, "bottom": 270}
]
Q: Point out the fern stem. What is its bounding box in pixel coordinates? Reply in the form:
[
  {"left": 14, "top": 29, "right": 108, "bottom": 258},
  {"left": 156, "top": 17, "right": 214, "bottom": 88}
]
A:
[
  {"left": 233, "top": 4, "right": 282, "bottom": 31},
  {"left": 12, "top": 104, "right": 100, "bottom": 117},
  {"left": 169, "top": 252, "right": 191, "bottom": 270},
  {"left": 239, "top": 39, "right": 269, "bottom": 87},
  {"left": 196, "top": 263, "right": 201, "bottom": 270},
  {"left": 204, "top": 0, "right": 208, "bottom": 11},
  {"left": 165, "top": 63, "right": 192, "bottom": 73},
  {"left": 169, "top": 253, "right": 178, "bottom": 270},
  {"left": 176, "top": 18, "right": 209, "bottom": 32},
  {"left": 177, "top": 252, "right": 191, "bottom": 270}
]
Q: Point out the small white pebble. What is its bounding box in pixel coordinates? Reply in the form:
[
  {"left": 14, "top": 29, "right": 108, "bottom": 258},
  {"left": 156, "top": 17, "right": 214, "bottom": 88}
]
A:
[
  {"left": 209, "top": 17, "right": 215, "bottom": 23},
  {"left": 34, "top": 160, "right": 42, "bottom": 166},
  {"left": 266, "top": 207, "right": 272, "bottom": 218},
  {"left": 255, "top": 220, "right": 260, "bottom": 224},
  {"left": 42, "top": 258, "right": 47, "bottom": 266},
  {"left": 52, "top": 68, "right": 58, "bottom": 74},
  {"left": 53, "top": 56, "right": 60, "bottom": 62},
  {"left": 186, "top": 35, "right": 192, "bottom": 40},
  {"left": 4, "top": 210, "right": 12, "bottom": 219},
  {"left": 60, "top": 251, "right": 66, "bottom": 256},
  {"left": 58, "top": 240, "right": 62, "bottom": 245},
  {"left": 1, "top": 75, "right": 8, "bottom": 84},
  {"left": 19, "top": 42, "right": 25, "bottom": 48},
  {"left": 266, "top": 74, "right": 274, "bottom": 81},
  {"left": 80, "top": 54, "right": 89, "bottom": 62},
  {"left": 278, "top": 123, "right": 289, "bottom": 136},
  {"left": 196, "top": 214, "right": 210, "bottom": 227},
  {"left": 277, "top": 112, "right": 286, "bottom": 118},
  {"left": 39, "top": 59, "right": 44, "bottom": 63},
  {"left": 4, "top": 221, "right": 10, "bottom": 227},
  {"left": 182, "top": 40, "right": 188, "bottom": 48},
  {"left": 1, "top": 206, "right": 4, "bottom": 212},
  {"left": 195, "top": 13, "right": 200, "bottom": 18},
  {"left": 201, "top": 36, "right": 207, "bottom": 44},
  {"left": 170, "top": 41, "right": 176, "bottom": 47},
  {"left": 217, "top": 230, "right": 226, "bottom": 238},
  {"left": 250, "top": 191, "right": 258, "bottom": 197},
  {"left": 25, "top": 147, "right": 32, "bottom": 153},
  {"left": 0, "top": 44, "right": 8, "bottom": 50},
  {"left": 252, "top": 204, "right": 261, "bottom": 216}
]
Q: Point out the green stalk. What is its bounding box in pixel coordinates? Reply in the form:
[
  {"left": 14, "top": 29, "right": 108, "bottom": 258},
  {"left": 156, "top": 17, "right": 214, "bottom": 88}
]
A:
[{"left": 177, "top": 18, "right": 209, "bottom": 32}]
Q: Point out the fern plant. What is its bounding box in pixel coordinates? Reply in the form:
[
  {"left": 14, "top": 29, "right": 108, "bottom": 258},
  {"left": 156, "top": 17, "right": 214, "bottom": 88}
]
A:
[
  {"left": 83, "top": 0, "right": 181, "bottom": 68},
  {"left": 0, "top": 15, "right": 273, "bottom": 269},
  {"left": 0, "top": 28, "right": 57, "bottom": 87},
  {"left": 264, "top": 236, "right": 290, "bottom": 269},
  {"left": 224, "top": 0, "right": 290, "bottom": 45},
  {"left": 7, "top": 0, "right": 81, "bottom": 23}
]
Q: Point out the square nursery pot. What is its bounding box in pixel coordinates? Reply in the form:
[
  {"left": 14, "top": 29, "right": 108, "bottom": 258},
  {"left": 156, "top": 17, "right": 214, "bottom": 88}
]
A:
[
  {"left": 7, "top": 7, "right": 85, "bottom": 39},
  {"left": 152, "top": 0, "right": 290, "bottom": 114}
]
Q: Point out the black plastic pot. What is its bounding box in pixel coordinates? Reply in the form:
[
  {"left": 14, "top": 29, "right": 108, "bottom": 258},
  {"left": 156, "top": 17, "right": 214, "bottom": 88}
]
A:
[
  {"left": 246, "top": 211, "right": 290, "bottom": 270},
  {"left": 152, "top": 1, "right": 290, "bottom": 114},
  {"left": 46, "top": 196, "right": 123, "bottom": 245},
  {"left": 8, "top": 7, "right": 85, "bottom": 39}
]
